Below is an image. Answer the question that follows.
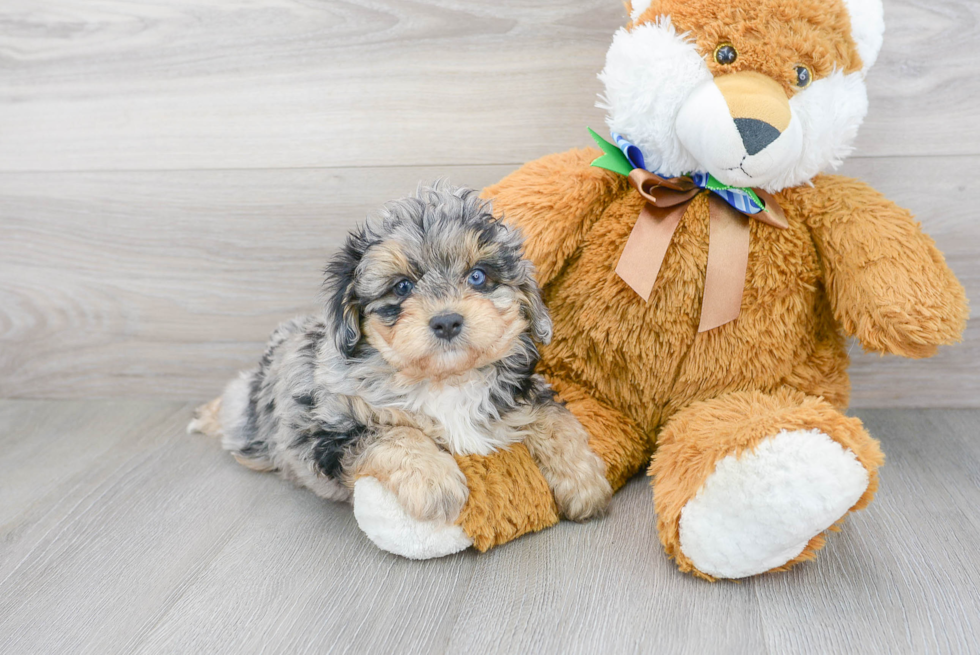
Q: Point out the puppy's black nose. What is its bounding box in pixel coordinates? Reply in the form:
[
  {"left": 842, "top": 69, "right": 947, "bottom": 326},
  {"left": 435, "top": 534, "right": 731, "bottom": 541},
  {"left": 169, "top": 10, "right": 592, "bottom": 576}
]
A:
[
  {"left": 429, "top": 313, "right": 464, "bottom": 341},
  {"left": 734, "top": 118, "right": 781, "bottom": 156}
]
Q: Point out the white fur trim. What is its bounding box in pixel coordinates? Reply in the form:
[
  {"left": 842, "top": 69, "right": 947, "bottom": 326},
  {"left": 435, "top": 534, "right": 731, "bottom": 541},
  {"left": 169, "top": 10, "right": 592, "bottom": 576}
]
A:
[
  {"left": 629, "top": 0, "right": 653, "bottom": 23},
  {"left": 843, "top": 0, "right": 885, "bottom": 72},
  {"left": 353, "top": 477, "right": 473, "bottom": 560},
  {"left": 678, "top": 429, "right": 869, "bottom": 579},
  {"left": 769, "top": 70, "right": 868, "bottom": 189},
  {"left": 599, "top": 18, "right": 710, "bottom": 178}
]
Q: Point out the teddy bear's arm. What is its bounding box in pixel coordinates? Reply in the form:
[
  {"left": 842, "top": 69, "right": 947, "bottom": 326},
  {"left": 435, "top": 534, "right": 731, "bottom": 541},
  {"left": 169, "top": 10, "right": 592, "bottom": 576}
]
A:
[
  {"left": 482, "top": 148, "right": 625, "bottom": 286},
  {"left": 800, "top": 175, "right": 968, "bottom": 359}
]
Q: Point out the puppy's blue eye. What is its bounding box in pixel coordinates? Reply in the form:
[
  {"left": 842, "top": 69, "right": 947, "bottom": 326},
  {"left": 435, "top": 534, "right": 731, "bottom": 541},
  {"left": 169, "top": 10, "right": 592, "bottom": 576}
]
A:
[
  {"left": 393, "top": 279, "right": 414, "bottom": 297},
  {"left": 467, "top": 268, "right": 487, "bottom": 289}
]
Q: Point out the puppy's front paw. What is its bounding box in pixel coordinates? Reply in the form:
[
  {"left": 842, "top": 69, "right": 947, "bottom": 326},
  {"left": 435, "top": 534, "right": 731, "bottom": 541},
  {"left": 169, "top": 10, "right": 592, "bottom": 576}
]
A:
[
  {"left": 552, "top": 455, "right": 613, "bottom": 522},
  {"left": 383, "top": 455, "right": 469, "bottom": 523},
  {"left": 525, "top": 406, "right": 613, "bottom": 522}
]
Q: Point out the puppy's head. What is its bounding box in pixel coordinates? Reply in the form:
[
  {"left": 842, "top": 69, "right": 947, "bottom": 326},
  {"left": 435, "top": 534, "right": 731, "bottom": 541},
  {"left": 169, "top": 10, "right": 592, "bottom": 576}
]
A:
[{"left": 324, "top": 183, "right": 551, "bottom": 382}]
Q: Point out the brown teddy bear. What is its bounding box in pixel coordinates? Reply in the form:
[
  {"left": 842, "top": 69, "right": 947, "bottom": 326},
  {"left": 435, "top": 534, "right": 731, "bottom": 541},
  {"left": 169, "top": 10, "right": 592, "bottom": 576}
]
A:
[{"left": 357, "top": 0, "right": 968, "bottom": 580}]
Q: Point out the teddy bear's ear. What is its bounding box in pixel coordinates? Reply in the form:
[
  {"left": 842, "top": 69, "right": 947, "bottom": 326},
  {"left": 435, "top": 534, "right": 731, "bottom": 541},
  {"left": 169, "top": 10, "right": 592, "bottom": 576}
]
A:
[
  {"left": 628, "top": 0, "right": 653, "bottom": 24},
  {"left": 843, "top": 0, "right": 885, "bottom": 73}
]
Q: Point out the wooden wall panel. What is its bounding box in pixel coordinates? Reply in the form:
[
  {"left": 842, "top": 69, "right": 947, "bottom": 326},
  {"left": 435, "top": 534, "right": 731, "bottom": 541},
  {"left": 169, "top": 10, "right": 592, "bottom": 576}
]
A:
[
  {"left": 0, "top": 0, "right": 977, "bottom": 172},
  {"left": 0, "top": 157, "right": 975, "bottom": 405},
  {"left": 0, "top": 0, "right": 977, "bottom": 404},
  {"left": 0, "top": 166, "right": 512, "bottom": 399}
]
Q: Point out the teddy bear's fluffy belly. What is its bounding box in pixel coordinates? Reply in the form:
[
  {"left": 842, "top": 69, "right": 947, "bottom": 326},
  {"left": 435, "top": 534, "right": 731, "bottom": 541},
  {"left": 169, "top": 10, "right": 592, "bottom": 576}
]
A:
[{"left": 538, "top": 192, "right": 849, "bottom": 436}]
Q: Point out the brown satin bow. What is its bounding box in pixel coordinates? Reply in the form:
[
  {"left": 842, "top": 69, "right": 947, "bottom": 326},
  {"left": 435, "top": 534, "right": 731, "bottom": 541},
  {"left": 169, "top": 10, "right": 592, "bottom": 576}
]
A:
[{"left": 615, "top": 169, "right": 789, "bottom": 332}]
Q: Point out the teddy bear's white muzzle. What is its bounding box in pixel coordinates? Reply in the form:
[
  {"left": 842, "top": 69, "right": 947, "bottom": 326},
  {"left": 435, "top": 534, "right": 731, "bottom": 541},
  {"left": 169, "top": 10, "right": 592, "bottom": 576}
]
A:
[{"left": 676, "top": 74, "right": 803, "bottom": 189}]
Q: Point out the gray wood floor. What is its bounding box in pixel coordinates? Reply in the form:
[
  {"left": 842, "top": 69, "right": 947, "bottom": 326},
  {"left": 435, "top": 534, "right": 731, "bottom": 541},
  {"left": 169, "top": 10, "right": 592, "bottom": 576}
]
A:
[{"left": 1, "top": 400, "right": 978, "bottom": 654}]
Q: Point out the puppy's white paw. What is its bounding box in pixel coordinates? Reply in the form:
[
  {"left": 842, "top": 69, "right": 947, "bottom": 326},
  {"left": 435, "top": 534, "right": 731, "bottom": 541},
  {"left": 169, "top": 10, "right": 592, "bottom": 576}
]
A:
[
  {"left": 678, "top": 429, "right": 870, "bottom": 579},
  {"left": 353, "top": 477, "right": 473, "bottom": 560}
]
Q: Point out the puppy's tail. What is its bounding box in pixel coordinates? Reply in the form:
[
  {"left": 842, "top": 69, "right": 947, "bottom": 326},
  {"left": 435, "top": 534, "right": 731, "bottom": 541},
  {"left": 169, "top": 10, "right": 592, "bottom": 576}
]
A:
[
  {"left": 188, "top": 397, "right": 224, "bottom": 438},
  {"left": 194, "top": 373, "right": 278, "bottom": 473}
]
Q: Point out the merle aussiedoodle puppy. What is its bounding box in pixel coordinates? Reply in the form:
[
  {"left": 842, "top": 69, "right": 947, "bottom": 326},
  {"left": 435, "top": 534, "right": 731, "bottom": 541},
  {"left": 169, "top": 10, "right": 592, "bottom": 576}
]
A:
[{"left": 190, "top": 183, "right": 611, "bottom": 554}]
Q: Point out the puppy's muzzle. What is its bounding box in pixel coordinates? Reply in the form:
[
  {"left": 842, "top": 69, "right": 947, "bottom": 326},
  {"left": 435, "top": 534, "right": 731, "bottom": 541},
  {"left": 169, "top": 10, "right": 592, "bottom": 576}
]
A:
[
  {"left": 715, "top": 72, "right": 791, "bottom": 155},
  {"left": 429, "top": 313, "right": 464, "bottom": 341}
]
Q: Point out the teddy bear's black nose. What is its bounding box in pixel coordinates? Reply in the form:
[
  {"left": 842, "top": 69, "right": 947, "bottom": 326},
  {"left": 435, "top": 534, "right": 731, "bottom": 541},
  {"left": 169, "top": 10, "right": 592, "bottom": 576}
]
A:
[
  {"left": 430, "top": 313, "right": 464, "bottom": 341},
  {"left": 735, "top": 118, "right": 781, "bottom": 156}
]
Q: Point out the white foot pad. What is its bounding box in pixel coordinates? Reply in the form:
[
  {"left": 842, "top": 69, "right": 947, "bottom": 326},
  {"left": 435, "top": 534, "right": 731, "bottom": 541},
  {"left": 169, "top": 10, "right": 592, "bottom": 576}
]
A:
[
  {"left": 353, "top": 477, "right": 473, "bottom": 560},
  {"left": 678, "top": 429, "right": 869, "bottom": 579}
]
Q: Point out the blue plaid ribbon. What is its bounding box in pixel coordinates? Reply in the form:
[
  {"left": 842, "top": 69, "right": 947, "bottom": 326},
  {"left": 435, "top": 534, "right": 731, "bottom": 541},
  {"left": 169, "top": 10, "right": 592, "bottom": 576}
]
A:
[{"left": 611, "top": 133, "right": 765, "bottom": 215}]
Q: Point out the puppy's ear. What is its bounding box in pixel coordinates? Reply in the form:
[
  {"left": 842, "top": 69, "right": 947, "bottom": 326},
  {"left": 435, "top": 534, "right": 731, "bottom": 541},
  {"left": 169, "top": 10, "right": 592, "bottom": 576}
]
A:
[
  {"left": 324, "top": 232, "right": 367, "bottom": 358},
  {"left": 492, "top": 216, "right": 553, "bottom": 346},
  {"left": 518, "top": 263, "right": 553, "bottom": 346}
]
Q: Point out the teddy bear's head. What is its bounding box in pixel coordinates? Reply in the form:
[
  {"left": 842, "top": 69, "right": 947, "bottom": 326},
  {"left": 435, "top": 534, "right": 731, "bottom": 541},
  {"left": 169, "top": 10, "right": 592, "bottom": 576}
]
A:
[{"left": 599, "top": 0, "right": 884, "bottom": 192}]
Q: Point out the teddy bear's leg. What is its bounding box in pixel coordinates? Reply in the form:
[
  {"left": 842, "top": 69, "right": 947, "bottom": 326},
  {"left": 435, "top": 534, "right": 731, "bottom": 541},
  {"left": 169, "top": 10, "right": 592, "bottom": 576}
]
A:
[
  {"left": 451, "top": 376, "right": 650, "bottom": 551},
  {"left": 355, "top": 375, "right": 650, "bottom": 558},
  {"left": 353, "top": 442, "right": 560, "bottom": 558},
  {"left": 450, "top": 374, "right": 651, "bottom": 554},
  {"left": 352, "top": 477, "right": 474, "bottom": 559},
  {"left": 453, "top": 444, "right": 561, "bottom": 552},
  {"left": 651, "top": 387, "right": 884, "bottom": 580}
]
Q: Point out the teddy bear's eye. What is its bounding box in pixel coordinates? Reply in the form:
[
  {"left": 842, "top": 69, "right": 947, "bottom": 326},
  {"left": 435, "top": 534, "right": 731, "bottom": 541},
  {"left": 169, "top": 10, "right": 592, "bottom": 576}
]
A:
[
  {"left": 714, "top": 43, "right": 738, "bottom": 66},
  {"left": 795, "top": 65, "right": 813, "bottom": 88}
]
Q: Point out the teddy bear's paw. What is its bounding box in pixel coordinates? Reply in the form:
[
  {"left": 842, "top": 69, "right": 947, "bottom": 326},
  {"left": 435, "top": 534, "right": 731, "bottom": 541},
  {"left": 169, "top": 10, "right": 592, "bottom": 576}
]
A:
[
  {"left": 353, "top": 477, "right": 473, "bottom": 560},
  {"left": 677, "top": 429, "right": 869, "bottom": 579}
]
